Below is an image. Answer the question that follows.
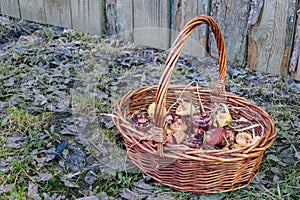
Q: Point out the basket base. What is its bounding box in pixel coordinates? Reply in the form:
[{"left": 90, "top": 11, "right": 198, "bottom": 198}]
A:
[{"left": 125, "top": 144, "right": 263, "bottom": 194}]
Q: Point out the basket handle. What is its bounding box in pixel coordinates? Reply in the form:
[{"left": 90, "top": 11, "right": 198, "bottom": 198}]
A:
[{"left": 153, "top": 15, "right": 227, "bottom": 138}]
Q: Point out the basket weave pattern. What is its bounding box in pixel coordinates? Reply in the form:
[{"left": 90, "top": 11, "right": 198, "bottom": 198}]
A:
[{"left": 113, "top": 16, "right": 276, "bottom": 193}]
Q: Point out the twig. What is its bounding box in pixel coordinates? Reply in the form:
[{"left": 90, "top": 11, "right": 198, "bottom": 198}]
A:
[
  {"left": 22, "top": 169, "right": 44, "bottom": 191},
  {"left": 232, "top": 124, "right": 261, "bottom": 132},
  {"left": 253, "top": 175, "right": 279, "bottom": 199},
  {"left": 196, "top": 81, "right": 205, "bottom": 114},
  {"left": 167, "top": 81, "right": 199, "bottom": 113},
  {"left": 220, "top": 103, "right": 230, "bottom": 113}
]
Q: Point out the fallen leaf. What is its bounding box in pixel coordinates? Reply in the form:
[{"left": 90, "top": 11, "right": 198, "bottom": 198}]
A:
[
  {"left": 60, "top": 179, "right": 79, "bottom": 188},
  {"left": 199, "top": 194, "right": 225, "bottom": 200},
  {"left": 0, "top": 184, "right": 14, "bottom": 195},
  {"left": 0, "top": 161, "right": 12, "bottom": 174},
  {"left": 133, "top": 179, "right": 154, "bottom": 190},
  {"left": 267, "top": 154, "right": 287, "bottom": 166},
  {"left": 3, "top": 77, "right": 15, "bottom": 87},
  {"left": 35, "top": 172, "right": 54, "bottom": 182},
  {"left": 84, "top": 171, "right": 98, "bottom": 185},
  {"left": 28, "top": 181, "right": 41, "bottom": 200},
  {"left": 120, "top": 188, "right": 147, "bottom": 200},
  {"left": 147, "top": 193, "right": 175, "bottom": 200},
  {"left": 76, "top": 196, "right": 99, "bottom": 200}
]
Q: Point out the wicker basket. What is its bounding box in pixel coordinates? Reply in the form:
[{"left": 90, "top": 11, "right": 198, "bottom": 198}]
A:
[{"left": 112, "top": 15, "right": 276, "bottom": 194}]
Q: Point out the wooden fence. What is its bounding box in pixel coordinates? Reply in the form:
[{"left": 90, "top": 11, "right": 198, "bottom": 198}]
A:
[{"left": 0, "top": 0, "right": 300, "bottom": 80}]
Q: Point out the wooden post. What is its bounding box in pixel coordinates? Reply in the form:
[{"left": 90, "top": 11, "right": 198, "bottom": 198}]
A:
[
  {"left": 0, "top": 0, "right": 21, "bottom": 18},
  {"left": 44, "top": 0, "right": 72, "bottom": 28},
  {"left": 19, "top": 0, "right": 46, "bottom": 24},
  {"left": 171, "top": 0, "right": 209, "bottom": 57},
  {"left": 105, "top": 0, "right": 133, "bottom": 41},
  {"left": 210, "top": 0, "right": 250, "bottom": 66},
  {"left": 133, "top": 0, "right": 170, "bottom": 50}
]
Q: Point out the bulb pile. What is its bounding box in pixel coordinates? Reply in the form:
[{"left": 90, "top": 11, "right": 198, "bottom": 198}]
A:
[{"left": 130, "top": 100, "right": 262, "bottom": 150}]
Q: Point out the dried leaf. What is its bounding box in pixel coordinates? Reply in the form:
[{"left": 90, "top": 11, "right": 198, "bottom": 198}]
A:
[
  {"left": 60, "top": 179, "right": 79, "bottom": 188},
  {"left": 84, "top": 171, "right": 98, "bottom": 185},
  {"left": 267, "top": 154, "right": 287, "bottom": 167},
  {"left": 3, "top": 77, "right": 15, "bottom": 87},
  {"left": 0, "top": 184, "right": 14, "bottom": 195},
  {"left": 60, "top": 171, "right": 81, "bottom": 179},
  {"left": 0, "top": 161, "right": 12, "bottom": 174},
  {"left": 28, "top": 181, "right": 41, "bottom": 200},
  {"left": 6, "top": 136, "right": 27, "bottom": 149},
  {"left": 35, "top": 172, "right": 54, "bottom": 182},
  {"left": 120, "top": 188, "right": 146, "bottom": 200},
  {"left": 278, "top": 148, "right": 297, "bottom": 165},
  {"left": 133, "top": 179, "right": 154, "bottom": 190},
  {"left": 76, "top": 196, "right": 99, "bottom": 200},
  {"left": 173, "top": 131, "right": 186, "bottom": 144},
  {"left": 270, "top": 167, "right": 284, "bottom": 179},
  {"left": 199, "top": 194, "right": 224, "bottom": 200},
  {"left": 147, "top": 193, "right": 175, "bottom": 200}
]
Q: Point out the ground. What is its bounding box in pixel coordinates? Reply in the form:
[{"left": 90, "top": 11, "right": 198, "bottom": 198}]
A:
[{"left": 0, "top": 16, "right": 299, "bottom": 200}]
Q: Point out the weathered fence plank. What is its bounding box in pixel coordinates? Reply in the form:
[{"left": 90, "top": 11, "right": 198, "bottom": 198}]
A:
[
  {"left": 19, "top": 0, "right": 46, "bottom": 23},
  {"left": 294, "top": 55, "right": 300, "bottom": 80},
  {"left": 0, "top": 0, "right": 21, "bottom": 18},
  {"left": 105, "top": 0, "right": 133, "bottom": 41},
  {"left": 44, "top": 0, "right": 72, "bottom": 28},
  {"left": 296, "top": 57, "right": 300, "bottom": 80},
  {"left": 71, "top": 0, "right": 105, "bottom": 35},
  {"left": 290, "top": 4, "right": 300, "bottom": 80},
  {"left": 248, "top": 0, "right": 295, "bottom": 75},
  {"left": 210, "top": 0, "right": 250, "bottom": 65},
  {"left": 281, "top": 0, "right": 298, "bottom": 76},
  {"left": 171, "top": 0, "right": 209, "bottom": 57},
  {"left": 296, "top": 12, "right": 300, "bottom": 80},
  {"left": 133, "top": 0, "right": 170, "bottom": 50}
]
